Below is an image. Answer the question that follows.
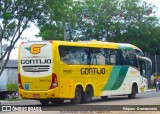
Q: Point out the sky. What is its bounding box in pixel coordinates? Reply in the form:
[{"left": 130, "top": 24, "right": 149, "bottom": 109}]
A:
[
  {"left": 7, "top": 0, "right": 160, "bottom": 59},
  {"left": 143, "top": 0, "right": 160, "bottom": 16},
  {"left": 5, "top": 23, "right": 41, "bottom": 59},
  {"left": 144, "top": 0, "right": 160, "bottom": 8}
]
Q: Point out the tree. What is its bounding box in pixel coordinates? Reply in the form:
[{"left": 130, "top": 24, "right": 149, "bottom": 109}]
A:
[
  {"left": 116, "top": 0, "right": 160, "bottom": 52},
  {"left": 0, "top": 0, "right": 45, "bottom": 76},
  {"left": 37, "top": 0, "right": 75, "bottom": 41},
  {"left": 37, "top": 0, "right": 120, "bottom": 41},
  {"left": 39, "top": 0, "right": 160, "bottom": 53},
  {"left": 71, "top": 0, "right": 120, "bottom": 41}
]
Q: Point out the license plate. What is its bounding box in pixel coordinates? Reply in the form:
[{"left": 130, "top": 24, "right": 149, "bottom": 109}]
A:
[{"left": 33, "top": 94, "right": 39, "bottom": 98}]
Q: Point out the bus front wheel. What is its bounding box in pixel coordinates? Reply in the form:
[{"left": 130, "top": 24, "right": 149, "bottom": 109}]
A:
[
  {"left": 39, "top": 99, "right": 49, "bottom": 105},
  {"left": 71, "top": 87, "right": 82, "bottom": 104},
  {"left": 128, "top": 85, "right": 137, "bottom": 99}
]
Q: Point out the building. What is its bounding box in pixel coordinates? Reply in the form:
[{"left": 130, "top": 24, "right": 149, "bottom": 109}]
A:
[{"left": 0, "top": 60, "right": 18, "bottom": 99}]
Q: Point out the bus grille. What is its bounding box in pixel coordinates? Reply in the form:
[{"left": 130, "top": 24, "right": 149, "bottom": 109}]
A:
[{"left": 22, "top": 65, "right": 50, "bottom": 72}]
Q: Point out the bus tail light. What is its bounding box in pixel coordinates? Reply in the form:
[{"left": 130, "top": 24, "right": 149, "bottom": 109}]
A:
[
  {"left": 49, "top": 73, "right": 58, "bottom": 89},
  {"left": 18, "top": 74, "right": 24, "bottom": 89}
]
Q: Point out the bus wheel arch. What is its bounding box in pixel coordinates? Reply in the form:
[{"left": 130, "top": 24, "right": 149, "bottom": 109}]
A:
[
  {"left": 71, "top": 85, "right": 83, "bottom": 104},
  {"left": 82, "top": 84, "right": 93, "bottom": 103},
  {"left": 128, "top": 83, "right": 138, "bottom": 99}
]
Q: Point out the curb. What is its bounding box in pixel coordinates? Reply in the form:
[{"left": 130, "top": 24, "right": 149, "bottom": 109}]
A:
[
  {"left": 0, "top": 100, "right": 37, "bottom": 105},
  {"left": 147, "top": 89, "right": 156, "bottom": 92}
]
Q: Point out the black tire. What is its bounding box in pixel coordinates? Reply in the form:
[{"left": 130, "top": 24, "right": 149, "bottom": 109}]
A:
[
  {"left": 50, "top": 99, "right": 64, "bottom": 104},
  {"left": 128, "top": 85, "right": 137, "bottom": 99},
  {"left": 0, "top": 94, "right": 6, "bottom": 100},
  {"left": 101, "top": 96, "right": 108, "bottom": 100},
  {"left": 71, "top": 87, "right": 82, "bottom": 104},
  {"left": 39, "top": 99, "right": 49, "bottom": 105},
  {"left": 82, "top": 86, "right": 93, "bottom": 103}
]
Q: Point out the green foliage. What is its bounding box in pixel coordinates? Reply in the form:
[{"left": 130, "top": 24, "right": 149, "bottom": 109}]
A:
[
  {"left": 6, "top": 84, "right": 18, "bottom": 91},
  {"left": 37, "top": 0, "right": 160, "bottom": 54},
  {"left": 0, "top": 0, "right": 159, "bottom": 55},
  {"left": 37, "top": 0, "right": 75, "bottom": 40}
]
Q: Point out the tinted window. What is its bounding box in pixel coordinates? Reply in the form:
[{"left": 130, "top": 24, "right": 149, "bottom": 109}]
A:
[
  {"left": 59, "top": 46, "right": 106, "bottom": 65},
  {"left": 122, "top": 49, "right": 138, "bottom": 67},
  {"left": 59, "top": 46, "right": 138, "bottom": 67},
  {"left": 135, "top": 49, "right": 144, "bottom": 56},
  {"left": 59, "top": 46, "right": 86, "bottom": 64}
]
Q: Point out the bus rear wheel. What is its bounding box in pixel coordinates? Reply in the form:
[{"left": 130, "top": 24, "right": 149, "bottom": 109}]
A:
[
  {"left": 39, "top": 99, "right": 49, "bottom": 105},
  {"left": 71, "top": 87, "right": 82, "bottom": 104},
  {"left": 128, "top": 85, "right": 137, "bottom": 99},
  {"left": 82, "top": 86, "right": 93, "bottom": 103}
]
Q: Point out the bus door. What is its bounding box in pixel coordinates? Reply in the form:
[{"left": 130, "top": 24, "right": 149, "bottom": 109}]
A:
[
  {"left": 137, "top": 56, "right": 152, "bottom": 92},
  {"left": 58, "top": 45, "right": 71, "bottom": 98}
]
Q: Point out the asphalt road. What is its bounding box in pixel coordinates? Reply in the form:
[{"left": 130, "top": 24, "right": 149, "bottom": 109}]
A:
[{"left": 1, "top": 90, "right": 160, "bottom": 113}]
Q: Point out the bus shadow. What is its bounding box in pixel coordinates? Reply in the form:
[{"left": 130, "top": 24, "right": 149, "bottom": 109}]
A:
[
  {"left": 31, "top": 96, "right": 143, "bottom": 107},
  {"left": 91, "top": 96, "right": 142, "bottom": 103},
  {"left": 29, "top": 96, "right": 144, "bottom": 111}
]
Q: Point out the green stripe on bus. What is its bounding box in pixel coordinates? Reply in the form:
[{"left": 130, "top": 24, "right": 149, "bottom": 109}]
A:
[
  {"left": 102, "top": 66, "right": 121, "bottom": 90},
  {"left": 110, "top": 66, "right": 129, "bottom": 90}
]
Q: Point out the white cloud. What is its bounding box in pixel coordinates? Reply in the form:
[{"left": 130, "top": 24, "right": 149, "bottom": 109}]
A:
[
  {"left": 143, "top": 0, "right": 160, "bottom": 16},
  {"left": 6, "top": 22, "right": 42, "bottom": 60},
  {"left": 21, "top": 22, "right": 41, "bottom": 41}
]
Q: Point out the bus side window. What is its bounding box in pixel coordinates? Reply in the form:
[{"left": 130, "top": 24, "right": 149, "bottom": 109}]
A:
[
  {"left": 59, "top": 46, "right": 70, "bottom": 64},
  {"left": 68, "top": 47, "right": 82, "bottom": 64},
  {"left": 85, "top": 48, "right": 92, "bottom": 65},
  {"left": 110, "top": 50, "right": 117, "bottom": 65},
  {"left": 98, "top": 48, "right": 105, "bottom": 65},
  {"left": 92, "top": 48, "right": 105, "bottom": 65},
  {"left": 115, "top": 49, "right": 125, "bottom": 65},
  {"left": 135, "top": 49, "right": 144, "bottom": 56},
  {"left": 104, "top": 49, "right": 110, "bottom": 65},
  {"left": 59, "top": 46, "right": 82, "bottom": 65},
  {"left": 125, "top": 50, "right": 138, "bottom": 68},
  {"left": 80, "top": 48, "right": 87, "bottom": 64},
  {"left": 91, "top": 48, "right": 97, "bottom": 65}
]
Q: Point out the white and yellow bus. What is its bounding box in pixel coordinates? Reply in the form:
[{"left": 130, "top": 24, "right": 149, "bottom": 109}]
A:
[{"left": 18, "top": 40, "right": 152, "bottom": 105}]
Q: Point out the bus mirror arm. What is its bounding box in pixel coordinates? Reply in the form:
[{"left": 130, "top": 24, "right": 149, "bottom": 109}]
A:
[{"left": 136, "top": 55, "right": 152, "bottom": 68}]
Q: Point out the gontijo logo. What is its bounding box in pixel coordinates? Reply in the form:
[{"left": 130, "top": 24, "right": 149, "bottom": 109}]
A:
[{"left": 25, "top": 44, "right": 46, "bottom": 54}]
